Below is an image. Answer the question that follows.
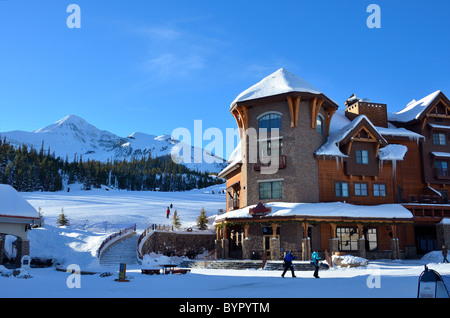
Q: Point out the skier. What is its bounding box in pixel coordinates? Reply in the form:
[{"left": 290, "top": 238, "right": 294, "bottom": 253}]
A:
[
  {"left": 166, "top": 207, "right": 170, "bottom": 219},
  {"left": 442, "top": 245, "right": 449, "bottom": 263},
  {"left": 312, "top": 250, "right": 321, "bottom": 278},
  {"left": 281, "top": 250, "right": 297, "bottom": 278}
]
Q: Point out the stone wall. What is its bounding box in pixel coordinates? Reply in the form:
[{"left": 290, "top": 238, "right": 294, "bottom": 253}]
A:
[
  {"left": 242, "top": 99, "right": 326, "bottom": 207},
  {"left": 436, "top": 221, "right": 450, "bottom": 249},
  {"left": 140, "top": 231, "right": 216, "bottom": 258}
]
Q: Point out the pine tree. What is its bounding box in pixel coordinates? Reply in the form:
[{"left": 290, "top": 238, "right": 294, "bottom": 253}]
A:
[
  {"left": 197, "top": 207, "right": 208, "bottom": 230},
  {"left": 57, "top": 208, "right": 70, "bottom": 227},
  {"left": 172, "top": 209, "right": 181, "bottom": 229},
  {"left": 37, "top": 207, "right": 44, "bottom": 227}
]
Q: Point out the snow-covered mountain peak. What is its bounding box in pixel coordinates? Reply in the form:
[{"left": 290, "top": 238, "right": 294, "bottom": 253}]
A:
[{"left": 1, "top": 115, "right": 226, "bottom": 173}]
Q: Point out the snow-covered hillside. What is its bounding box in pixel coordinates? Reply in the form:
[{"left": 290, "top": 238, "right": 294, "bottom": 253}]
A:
[{"left": 0, "top": 115, "right": 226, "bottom": 173}]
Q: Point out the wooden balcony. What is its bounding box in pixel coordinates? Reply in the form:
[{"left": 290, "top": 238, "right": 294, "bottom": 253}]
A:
[
  {"left": 253, "top": 155, "right": 287, "bottom": 172},
  {"left": 228, "top": 199, "right": 240, "bottom": 211}
]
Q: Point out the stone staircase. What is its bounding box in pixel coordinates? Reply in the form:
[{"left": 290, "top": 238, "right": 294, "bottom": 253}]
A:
[
  {"left": 99, "top": 234, "right": 139, "bottom": 267},
  {"left": 178, "top": 260, "right": 321, "bottom": 271}
]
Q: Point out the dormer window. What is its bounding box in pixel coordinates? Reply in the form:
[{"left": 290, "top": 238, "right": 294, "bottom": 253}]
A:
[
  {"left": 355, "top": 150, "right": 369, "bottom": 164},
  {"left": 258, "top": 112, "right": 282, "bottom": 133}
]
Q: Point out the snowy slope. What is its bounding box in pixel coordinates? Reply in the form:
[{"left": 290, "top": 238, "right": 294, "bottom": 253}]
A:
[{"left": 0, "top": 115, "right": 226, "bottom": 173}]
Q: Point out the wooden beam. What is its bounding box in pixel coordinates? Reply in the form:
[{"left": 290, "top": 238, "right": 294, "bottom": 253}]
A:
[
  {"left": 357, "top": 224, "right": 364, "bottom": 239},
  {"left": 330, "top": 223, "right": 337, "bottom": 239},
  {"left": 325, "top": 109, "right": 336, "bottom": 136},
  {"left": 272, "top": 223, "right": 278, "bottom": 239},
  {"left": 310, "top": 98, "right": 317, "bottom": 129},
  {"left": 311, "top": 98, "right": 324, "bottom": 129},
  {"left": 303, "top": 221, "right": 309, "bottom": 239},
  {"left": 294, "top": 96, "right": 300, "bottom": 127},
  {"left": 287, "top": 97, "right": 296, "bottom": 128}
]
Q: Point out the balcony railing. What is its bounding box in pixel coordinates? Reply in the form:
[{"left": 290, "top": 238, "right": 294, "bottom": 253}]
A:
[
  {"left": 253, "top": 155, "right": 287, "bottom": 171},
  {"left": 433, "top": 168, "right": 450, "bottom": 179},
  {"left": 407, "top": 194, "right": 445, "bottom": 204},
  {"left": 228, "top": 199, "right": 239, "bottom": 211}
]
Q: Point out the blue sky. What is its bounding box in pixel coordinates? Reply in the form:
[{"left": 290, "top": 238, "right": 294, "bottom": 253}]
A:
[{"left": 0, "top": 1, "right": 449, "bottom": 149}]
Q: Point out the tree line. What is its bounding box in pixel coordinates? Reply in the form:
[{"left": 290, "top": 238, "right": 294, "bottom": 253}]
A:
[{"left": 0, "top": 138, "right": 223, "bottom": 192}]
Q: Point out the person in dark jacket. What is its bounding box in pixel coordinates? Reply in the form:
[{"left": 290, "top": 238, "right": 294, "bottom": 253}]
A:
[
  {"left": 312, "top": 250, "right": 321, "bottom": 278},
  {"left": 281, "top": 250, "right": 297, "bottom": 278},
  {"left": 443, "top": 245, "right": 449, "bottom": 263}
]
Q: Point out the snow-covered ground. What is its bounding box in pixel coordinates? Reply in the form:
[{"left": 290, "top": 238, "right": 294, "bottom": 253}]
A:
[{"left": 1, "top": 184, "right": 450, "bottom": 299}]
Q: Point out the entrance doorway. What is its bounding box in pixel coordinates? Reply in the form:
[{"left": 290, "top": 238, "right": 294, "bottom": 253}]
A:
[
  {"left": 262, "top": 226, "right": 280, "bottom": 258},
  {"left": 415, "top": 225, "right": 437, "bottom": 254}
]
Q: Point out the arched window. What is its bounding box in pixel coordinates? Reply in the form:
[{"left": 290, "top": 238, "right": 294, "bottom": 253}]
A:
[
  {"left": 316, "top": 114, "right": 324, "bottom": 135},
  {"left": 258, "top": 113, "right": 282, "bottom": 133}
]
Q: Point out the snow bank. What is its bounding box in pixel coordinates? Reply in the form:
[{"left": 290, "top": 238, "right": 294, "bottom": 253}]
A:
[{"left": 332, "top": 255, "right": 369, "bottom": 268}]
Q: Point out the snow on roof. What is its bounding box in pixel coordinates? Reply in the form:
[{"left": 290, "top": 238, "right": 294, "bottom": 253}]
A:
[
  {"left": 315, "top": 115, "right": 386, "bottom": 158},
  {"left": 374, "top": 125, "right": 424, "bottom": 141},
  {"left": 0, "top": 184, "right": 40, "bottom": 219},
  {"left": 429, "top": 123, "right": 450, "bottom": 130},
  {"left": 316, "top": 112, "right": 423, "bottom": 158},
  {"left": 431, "top": 152, "right": 450, "bottom": 158},
  {"left": 389, "top": 90, "right": 441, "bottom": 123},
  {"left": 378, "top": 144, "right": 408, "bottom": 161},
  {"left": 215, "top": 201, "right": 413, "bottom": 222},
  {"left": 230, "top": 68, "right": 334, "bottom": 109}
]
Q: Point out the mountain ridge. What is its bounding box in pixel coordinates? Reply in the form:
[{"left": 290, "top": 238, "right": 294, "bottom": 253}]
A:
[{"left": 0, "top": 115, "right": 226, "bottom": 173}]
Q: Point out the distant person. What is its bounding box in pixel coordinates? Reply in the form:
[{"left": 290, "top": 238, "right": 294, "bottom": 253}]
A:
[
  {"left": 281, "top": 250, "right": 297, "bottom": 278},
  {"left": 170, "top": 203, "right": 173, "bottom": 209},
  {"left": 312, "top": 250, "right": 321, "bottom": 278},
  {"left": 166, "top": 207, "right": 170, "bottom": 219},
  {"left": 443, "top": 245, "right": 449, "bottom": 263}
]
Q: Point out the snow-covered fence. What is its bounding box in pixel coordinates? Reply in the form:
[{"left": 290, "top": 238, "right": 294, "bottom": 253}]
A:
[{"left": 97, "top": 224, "right": 136, "bottom": 258}]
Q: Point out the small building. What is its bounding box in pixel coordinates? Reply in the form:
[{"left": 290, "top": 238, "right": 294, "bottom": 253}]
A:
[{"left": 0, "top": 184, "right": 41, "bottom": 267}]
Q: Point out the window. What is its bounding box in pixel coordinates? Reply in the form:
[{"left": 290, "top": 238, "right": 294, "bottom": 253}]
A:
[
  {"left": 335, "top": 182, "right": 349, "bottom": 197},
  {"left": 259, "top": 181, "right": 283, "bottom": 200},
  {"left": 433, "top": 133, "right": 446, "bottom": 145},
  {"left": 435, "top": 160, "right": 449, "bottom": 177},
  {"left": 258, "top": 113, "right": 282, "bottom": 133},
  {"left": 316, "top": 114, "right": 324, "bottom": 135},
  {"left": 354, "top": 183, "right": 368, "bottom": 196},
  {"left": 355, "top": 150, "right": 369, "bottom": 164},
  {"left": 259, "top": 138, "right": 283, "bottom": 158},
  {"left": 373, "top": 184, "right": 386, "bottom": 197},
  {"left": 364, "top": 228, "right": 378, "bottom": 251},
  {"left": 337, "top": 227, "right": 358, "bottom": 251}
]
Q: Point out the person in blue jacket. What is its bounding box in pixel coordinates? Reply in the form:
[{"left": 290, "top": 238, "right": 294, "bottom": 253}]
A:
[
  {"left": 312, "top": 250, "right": 321, "bottom": 278},
  {"left": 281, "top": 250, "right": 297, "bottom": 278}
]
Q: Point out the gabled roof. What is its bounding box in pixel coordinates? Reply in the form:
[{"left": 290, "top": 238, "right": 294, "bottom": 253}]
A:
[
  {"left": 0, "top": 184, "right": 40, "bottom": 220},
  {"left": 230, "top": 68, "right": 338, "bottom": 110},
  {"left": 389, "top": 90, "right": 450, "bottom": 123},
  {"left": 315, "top": 115, "right": 387, "bottom": 158}
]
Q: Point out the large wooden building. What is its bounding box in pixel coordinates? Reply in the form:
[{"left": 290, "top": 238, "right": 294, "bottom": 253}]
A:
[{"left": 216, "top": 68, "right": 450, "bottom": 261}]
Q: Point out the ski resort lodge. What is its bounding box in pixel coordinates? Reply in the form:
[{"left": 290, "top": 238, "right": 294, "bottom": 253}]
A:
[{"left": 215, "top": 68, "right": 450, "bottom": 261}]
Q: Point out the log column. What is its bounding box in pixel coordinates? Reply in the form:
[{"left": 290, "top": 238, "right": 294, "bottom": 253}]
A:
[
  {"left": 302, "top": 222, "right": 311, "bottom": 261},
  {"left": 328, "top": 223, "right": 339, "bottom": 255}
]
